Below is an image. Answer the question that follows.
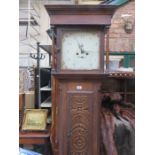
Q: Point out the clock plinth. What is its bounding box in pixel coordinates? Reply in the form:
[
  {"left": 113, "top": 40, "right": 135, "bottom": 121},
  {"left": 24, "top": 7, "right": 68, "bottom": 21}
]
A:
[{"left": 45, "top": 5, "right": 116, "bottom": 155}]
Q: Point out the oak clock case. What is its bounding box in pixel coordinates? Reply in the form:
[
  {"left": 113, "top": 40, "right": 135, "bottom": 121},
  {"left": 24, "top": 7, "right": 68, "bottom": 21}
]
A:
[
  {"left": 50, "top": 27, "right": 105, "bottom": 155},
  {"left": 56, "top": 80, "right": 101, "bottom": 155},
  {"left": 56, "top": 27, "right": 104, "bottom": 72},
  {"left": 45, "top": 4, "right": 116, "bottom": 155}
]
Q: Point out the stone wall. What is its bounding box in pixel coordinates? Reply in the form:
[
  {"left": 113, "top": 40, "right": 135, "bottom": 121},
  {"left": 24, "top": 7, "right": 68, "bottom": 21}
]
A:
[{"left": 109, "top": 1, "right": 135, "bottom": 52}]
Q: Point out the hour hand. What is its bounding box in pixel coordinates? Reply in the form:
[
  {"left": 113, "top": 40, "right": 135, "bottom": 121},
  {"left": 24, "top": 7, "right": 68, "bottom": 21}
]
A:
[
  {"left": 77, "top": 42, "right": 82, "bottom": 50},
  {"left": 75, "top": 40, "right": 84, "bottom": 53},
  {"left": 78, "top": 44, "right": 85, "bottom": 54}
]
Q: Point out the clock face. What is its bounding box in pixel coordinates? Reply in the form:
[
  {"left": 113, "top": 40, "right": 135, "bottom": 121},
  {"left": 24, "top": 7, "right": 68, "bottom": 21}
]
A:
[{"left": 61, "top": 30, "right": 100, "bottom": 70}]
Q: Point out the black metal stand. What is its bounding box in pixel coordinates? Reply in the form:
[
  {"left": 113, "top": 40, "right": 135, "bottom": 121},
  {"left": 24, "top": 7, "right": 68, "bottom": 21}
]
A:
[{"left": 30, "top": 42, "right": 45, "bottom": 108}]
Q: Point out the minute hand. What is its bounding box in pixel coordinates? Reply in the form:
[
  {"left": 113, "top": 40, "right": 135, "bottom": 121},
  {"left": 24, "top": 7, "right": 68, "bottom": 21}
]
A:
[{"left": 79, "top": 44, "right": 85, "bottom": 54}]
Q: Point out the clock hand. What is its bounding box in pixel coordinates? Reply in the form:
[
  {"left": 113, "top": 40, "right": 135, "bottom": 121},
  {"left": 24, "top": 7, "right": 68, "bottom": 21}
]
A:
[
  {"left": 79, "top": 44, "right": 85, "bottom": 54},
  {"left": 77, "top": 43, "right": 82, "bottom": 51},
  {"left": 75, "top": 39, "right": 81, "bottom": 49},
  {"left": 78, "top": 44, "right": 90, "bottom": 56},
  {"left": 75, "top": 39, "right": 85, "bottom": 54}
]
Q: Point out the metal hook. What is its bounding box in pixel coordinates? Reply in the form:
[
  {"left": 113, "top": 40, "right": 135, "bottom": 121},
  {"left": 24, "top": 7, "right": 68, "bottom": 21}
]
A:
[
  {"left": 30, "top": 53, "right": 45, "bottom": 60},
  {"left": 30, "top": 53, "right": 37, "bottom": 59},
  {"left": 40, "top": 53, "right": 45, "bottom": 60}
]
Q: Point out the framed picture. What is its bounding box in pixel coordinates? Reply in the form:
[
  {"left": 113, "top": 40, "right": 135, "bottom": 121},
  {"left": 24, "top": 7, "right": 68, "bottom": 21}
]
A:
[
  {"left": 77, "top": 0, "right": 103, "bottom": 4},
  {"left": 21, "top": 109, "right": 48, "bottom": 131}
]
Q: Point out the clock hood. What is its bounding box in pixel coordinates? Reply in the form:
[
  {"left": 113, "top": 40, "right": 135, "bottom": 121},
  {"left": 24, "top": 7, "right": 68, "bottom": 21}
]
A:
[{"left": 45, "top": 5, "right": 117, "bottom": 26}]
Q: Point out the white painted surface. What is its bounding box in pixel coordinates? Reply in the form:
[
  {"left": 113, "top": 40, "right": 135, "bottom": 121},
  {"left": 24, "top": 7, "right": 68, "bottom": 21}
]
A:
[{"left": 61, "top": 31, "right": 100, "bottom": 70}]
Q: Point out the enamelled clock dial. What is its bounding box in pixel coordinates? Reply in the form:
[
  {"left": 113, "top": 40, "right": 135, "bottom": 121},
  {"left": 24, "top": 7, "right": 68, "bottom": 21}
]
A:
[{"left": 61, "top": 30, "right": 100, "bottom": 70}]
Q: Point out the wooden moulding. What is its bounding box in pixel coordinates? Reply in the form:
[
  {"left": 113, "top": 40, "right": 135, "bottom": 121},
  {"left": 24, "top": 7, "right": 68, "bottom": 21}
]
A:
[
  {"left": 45, "top": 5, "right": 117, "bottom": 26},
  {"left": 45, "top": 4, "right": 117, "bottom": 13},
  {"left": 50, "top": 14, "right": 112, "bottom": 25}
]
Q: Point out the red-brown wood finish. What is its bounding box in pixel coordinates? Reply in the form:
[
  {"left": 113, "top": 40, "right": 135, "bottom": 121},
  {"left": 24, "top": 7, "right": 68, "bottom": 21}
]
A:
[
  {"left": 19, "top": 126, "right": 51, "bottom": 155},
  {"left": 45, "top": 5, "right": 116, "bottom": 15},
  {"left": 45, "top": 5, "right": 116, "bottom": 155},
  {"left": 45, "top": 5, "right": 116, "bottom": 26},
  {"left": 56, "top": 79, "right": 101, "bottom": 155},
  {"left": 50, "top": 15, "right": 112, "bottom": 25}
]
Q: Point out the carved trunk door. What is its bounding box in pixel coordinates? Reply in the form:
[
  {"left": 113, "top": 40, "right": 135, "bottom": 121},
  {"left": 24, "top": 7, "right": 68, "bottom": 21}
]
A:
[
  {"left": 67, "top": 92, "right": 93, "bottom": 155},
  {"left": 58, "top": 81, "right": 100, "bottom": 155}
]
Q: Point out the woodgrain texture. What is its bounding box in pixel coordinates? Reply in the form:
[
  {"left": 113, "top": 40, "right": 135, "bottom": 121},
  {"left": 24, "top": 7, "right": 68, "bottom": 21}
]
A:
[
  {"left": 56, "top": 80, "right": 101, "bottom": 155},
  {"left": 44, "top": 5, "right": 116, "bottom": 155}
]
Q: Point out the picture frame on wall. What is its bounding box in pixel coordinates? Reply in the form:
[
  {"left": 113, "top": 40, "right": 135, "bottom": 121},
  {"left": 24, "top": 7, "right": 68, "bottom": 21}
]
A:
[{"left": 21, "top": 109, "right": 48, "bottom": 131}]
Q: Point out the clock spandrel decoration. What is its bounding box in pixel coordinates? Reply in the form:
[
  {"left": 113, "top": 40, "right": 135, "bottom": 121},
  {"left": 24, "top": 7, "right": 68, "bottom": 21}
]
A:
[{"left": 45, "top": 4, "right": 116, "bottom": 155}]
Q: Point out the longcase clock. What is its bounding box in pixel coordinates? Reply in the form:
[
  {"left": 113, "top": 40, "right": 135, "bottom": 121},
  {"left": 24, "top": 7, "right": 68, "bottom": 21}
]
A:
[{"left": 45, "top": 5, "right": 116, "bottom": 155}]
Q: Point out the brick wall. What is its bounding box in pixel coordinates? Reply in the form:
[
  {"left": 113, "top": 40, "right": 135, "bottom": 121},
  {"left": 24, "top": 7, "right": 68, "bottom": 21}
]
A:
[{"left": 109, "top": 1, "right": 135, "bottom": 52}]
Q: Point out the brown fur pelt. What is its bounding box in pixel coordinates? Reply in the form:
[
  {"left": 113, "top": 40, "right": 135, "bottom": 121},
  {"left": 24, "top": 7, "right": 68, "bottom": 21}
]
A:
[{"left": 100, "top": 93, "right": 135, "bottom": 155}]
